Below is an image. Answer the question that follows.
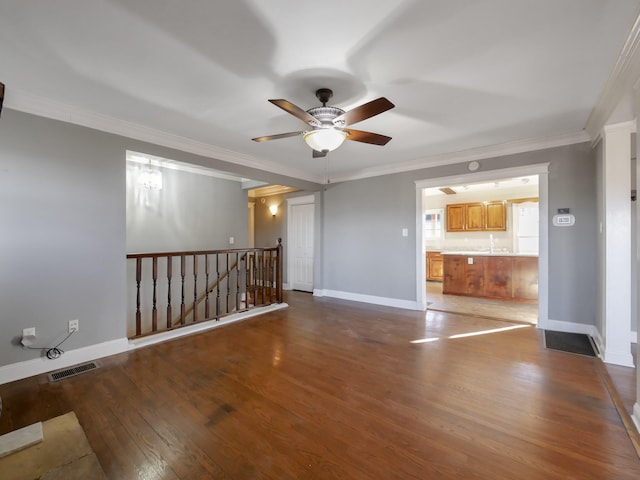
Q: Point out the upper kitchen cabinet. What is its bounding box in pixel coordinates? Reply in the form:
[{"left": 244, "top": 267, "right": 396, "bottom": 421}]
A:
[
  {"left": 446, "top": 204, "right": 466, "bottom": 232},
  {"left": 445, "top": 201, "right": 506, "bottom": 232},
  {"left": 485, "top": 201, "right": 507, "bottom": 230},
  {"left": 465, "top": 203, "right": 485, "bottom": 231}
]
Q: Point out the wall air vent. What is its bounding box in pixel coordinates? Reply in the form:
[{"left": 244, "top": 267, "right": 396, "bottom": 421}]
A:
[{"left": 48, "top": 361, "right": 99, "bottom": 382}]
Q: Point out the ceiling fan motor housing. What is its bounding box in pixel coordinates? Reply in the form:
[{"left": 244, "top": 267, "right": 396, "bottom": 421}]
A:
[
  {"left": 315, "top": 88, "right": 333, "bottom": 104},
  {"left": 306, "top": 106, "right": 345, "bottom": 128}
]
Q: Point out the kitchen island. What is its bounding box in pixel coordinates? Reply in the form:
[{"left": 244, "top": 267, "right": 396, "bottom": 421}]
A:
[{"left": 442, "top": 252, "right": 538, "bottom": 303}]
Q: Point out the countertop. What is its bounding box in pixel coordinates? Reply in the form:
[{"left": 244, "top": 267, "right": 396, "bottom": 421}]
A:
[{"left": 438, "top": 250, "right": 538, "bottom": 257}]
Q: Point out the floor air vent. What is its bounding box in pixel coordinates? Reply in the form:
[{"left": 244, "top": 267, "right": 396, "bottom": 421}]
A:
[{"left": 48, "top": 361, "right": 99, "bottom": 382}]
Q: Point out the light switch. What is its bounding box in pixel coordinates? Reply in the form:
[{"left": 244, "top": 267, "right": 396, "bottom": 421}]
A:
[
  {"left": 467, "top": 257, "right": 474, "bottom": 265},
  {"left": 229, "top": 236, "right": 235, "bottom": 245},
  {"left": 402, "top": 228, "right": 408, "bottom": 237}
]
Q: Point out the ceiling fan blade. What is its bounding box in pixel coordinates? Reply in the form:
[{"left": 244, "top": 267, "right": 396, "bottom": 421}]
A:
[
  {"left": 252, "top": 131, "right": 303, "bottom": 142},
  {"left": 269, "top": 99, "right": 320, "bottom": 126},
  {"left": 333, "top": 97, "right": 394, "bottom": 126},
  {"left": 344, "top": 129, "right": 392, "bottom": 146},
  {"left": 312, "top": 149, "right": 327, "bottom": 158}
]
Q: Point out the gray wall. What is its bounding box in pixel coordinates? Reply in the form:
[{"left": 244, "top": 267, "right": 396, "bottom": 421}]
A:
[
  {"left": 253, "top": 194, "right": 285, "bottom": 249},
  {"left": 126, "top": 163, "right": 248, "bottom": 252},
  {"left": 320, "top": 142, "right": 598, "bottom": 325},
  {"left": 322, "top": 174, "right": 417, "bottom": 300},
  {"left": 546, "top": 144, "right": 597, "bottom": 325},
  {"left": 0, "top": 109, "right": 305, "bottom": 370},
  {"left": 0, "top": 110, "right": 127, "bottom": 367}
]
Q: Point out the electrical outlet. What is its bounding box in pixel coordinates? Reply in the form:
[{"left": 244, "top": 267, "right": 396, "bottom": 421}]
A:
[
  {"left": 23, "top": 327, "right": 36, "bottom": 338},
  {"left": 69, "top": 319, "right": 79, "bottom": 333}
]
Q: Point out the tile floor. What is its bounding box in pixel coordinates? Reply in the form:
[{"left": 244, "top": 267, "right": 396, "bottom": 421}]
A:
[{"left": 426, "top": 281, "right": 538, "bottom": 324}]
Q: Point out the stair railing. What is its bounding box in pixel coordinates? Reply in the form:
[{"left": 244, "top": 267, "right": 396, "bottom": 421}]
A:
[{"left": 126, "top": 241, "right": 283, "bottom": 339}]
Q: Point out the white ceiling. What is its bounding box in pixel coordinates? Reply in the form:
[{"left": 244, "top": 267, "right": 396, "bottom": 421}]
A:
[
  {"left": 1, "top": 1, "right": 639, "bottom": 184},
  {"left": 423, "top": 175, "right": 538, "bottom": 197}
]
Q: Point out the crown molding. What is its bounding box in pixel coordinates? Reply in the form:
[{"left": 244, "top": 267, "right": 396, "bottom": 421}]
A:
[
  {"left": 127, "top": 151, "right": 248, "bottom": 182},
  {"left": 6, "top": 89, "right": 594, "bottom": 186},
  {"left": 6, "top": 89, "right": 324, "bottom": 184},
  {"left": 602, "top": 119, "right": 637, "bottom": 134},
  {"left": 585, "top": 8, "right": 640, "bottom": 142},
  {"left": 330, "top": 130, "right": 590, "bottom": 183}
]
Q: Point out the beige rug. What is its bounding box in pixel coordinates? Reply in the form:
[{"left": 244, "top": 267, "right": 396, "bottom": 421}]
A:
[{"left": 0, "top": 412, "right": 106, "bottom": 480}]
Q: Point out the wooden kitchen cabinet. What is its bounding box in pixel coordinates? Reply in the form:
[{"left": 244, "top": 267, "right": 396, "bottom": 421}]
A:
[
  {"left": 442, "top": 255, "right": 466, "bottom": 294},
  {"left": 426, "top": 251, "right": 444, "bottom": 281},
  {"left": 465, "top": 256, "right": 486, "bottom": 295},
  {"left": 443, "top": 254, "right": 537, "bottom": 302},
  {"left": 512, "top": 257, "right": 538, "bottom": 300},
  {"left": 445, "top": 201, "right": 506, "bottom": 232},
  {"left": 485, "top": 201, "right": 507, "bottom": 230},
  {"left": 443, "top": 255, "right": 486, "bottom": 296},
  {"left": 465, "top": 203, "right": 485, "bottom": 231},
  {"left": 484, "top": 255, "right": 512, "bottom": 298},
  {"left": 445, "top": 204, "right": 466, "bottom": 232}
]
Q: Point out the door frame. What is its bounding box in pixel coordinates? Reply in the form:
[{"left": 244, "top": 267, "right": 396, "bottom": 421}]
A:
[
  {"left": 286, "top": 194, "right": 315, "bottom": 291},
  {"left": 415, "top": 163, "right": 550, "bottom": 329}
]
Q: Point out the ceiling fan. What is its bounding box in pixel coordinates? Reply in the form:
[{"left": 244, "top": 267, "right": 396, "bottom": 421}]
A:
[{"left": 252, "top": 88, "right": 394, "bottom": 158}]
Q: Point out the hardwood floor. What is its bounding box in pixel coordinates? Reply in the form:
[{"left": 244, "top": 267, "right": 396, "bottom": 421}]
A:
[{"left": 1, "top": 291, "right": 639, "bottom": 479}]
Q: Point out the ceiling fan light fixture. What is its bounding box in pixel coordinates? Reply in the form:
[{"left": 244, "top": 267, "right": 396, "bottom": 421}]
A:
[{"left": 303, "top": 128, "right": 347, "bottom": 153}]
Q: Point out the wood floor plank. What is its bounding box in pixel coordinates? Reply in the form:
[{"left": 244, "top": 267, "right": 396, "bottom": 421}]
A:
[{"left": 0, "top": 291, "right": 639, "bottom": 479}]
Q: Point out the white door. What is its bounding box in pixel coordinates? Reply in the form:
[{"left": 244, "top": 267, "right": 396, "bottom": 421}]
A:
[{"left": 289, "top": 201, "right": 314, "bottom": 292}]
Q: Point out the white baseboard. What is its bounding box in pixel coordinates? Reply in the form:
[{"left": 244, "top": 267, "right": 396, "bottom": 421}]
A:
[
  {"left": 0, "top": 338, "right": 130, "bottom": 386},
  {"left": 129, "top": 303, "right": 288, "bottom": 350},
  {"left": 543, "top": 319, "right": 599, "bottom": 336},
  {"left": 313, "top": 289, "right": 421, "bottom": 311},
  {"left": 603, "top": 350, "right": 635, "bottom": 367},
  {"left": 0, "top": 303, "right": 289, "bottom": 385}
]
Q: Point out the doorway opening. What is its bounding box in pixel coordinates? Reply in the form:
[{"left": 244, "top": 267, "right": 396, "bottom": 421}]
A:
[{"left": 415, "top": 164, "right": 549, "bottom": 328}]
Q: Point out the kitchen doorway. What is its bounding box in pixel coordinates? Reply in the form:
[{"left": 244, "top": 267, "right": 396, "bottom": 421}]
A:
[{"left": 415, "top": 164, "right": 549, "bottom": 328}]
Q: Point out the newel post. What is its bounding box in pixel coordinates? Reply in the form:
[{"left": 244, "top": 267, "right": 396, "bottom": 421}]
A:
[
  {"left": 276, "top": 238, "right": 283, "bottom": 303},
  {"left": 135, "top": 257, "right": 142, "bottom": 337}
]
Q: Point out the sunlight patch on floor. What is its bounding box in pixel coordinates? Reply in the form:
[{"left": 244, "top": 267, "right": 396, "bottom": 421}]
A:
[{"left": 411, "top": 324, "right": 532, "bottom": 344}]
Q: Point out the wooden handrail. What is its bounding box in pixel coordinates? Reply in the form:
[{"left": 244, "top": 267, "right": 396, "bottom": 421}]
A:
[{"left": 126, "top": 247, "right": 263, "bottom": 259}]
